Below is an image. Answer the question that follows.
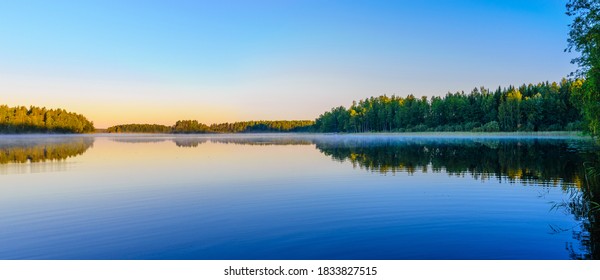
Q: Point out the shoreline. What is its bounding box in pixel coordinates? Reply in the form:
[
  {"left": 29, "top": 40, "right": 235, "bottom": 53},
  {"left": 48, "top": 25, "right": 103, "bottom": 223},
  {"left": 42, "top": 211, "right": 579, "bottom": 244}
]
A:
[{"left": 0, "top": 131, "right": 590, "bottom": 136}]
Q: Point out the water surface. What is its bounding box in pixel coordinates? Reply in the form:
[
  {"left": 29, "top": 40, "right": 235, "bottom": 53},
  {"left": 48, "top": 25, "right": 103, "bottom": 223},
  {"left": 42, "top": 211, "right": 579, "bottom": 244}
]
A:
[{"left": 0, "top": 133, "right": 597, "bottom": 259}]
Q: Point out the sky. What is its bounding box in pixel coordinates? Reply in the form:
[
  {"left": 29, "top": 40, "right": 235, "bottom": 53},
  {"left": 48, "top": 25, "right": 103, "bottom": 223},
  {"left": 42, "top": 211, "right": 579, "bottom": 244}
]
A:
[{"left": 0, "top": 0, "right": 577, "bottom": 128}]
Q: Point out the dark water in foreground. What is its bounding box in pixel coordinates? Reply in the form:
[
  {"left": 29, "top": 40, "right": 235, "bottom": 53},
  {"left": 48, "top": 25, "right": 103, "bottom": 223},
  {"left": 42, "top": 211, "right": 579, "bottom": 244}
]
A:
[{"left": 0, "top": 133, "right": 598, "bottom": 260}]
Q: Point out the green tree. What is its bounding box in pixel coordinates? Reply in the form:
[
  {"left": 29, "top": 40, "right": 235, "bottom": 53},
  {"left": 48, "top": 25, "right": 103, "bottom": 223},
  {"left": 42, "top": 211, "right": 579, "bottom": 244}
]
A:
[
  {"left": 566, "top": 0, "right": 600, "bottom": 137},
  {"left": 0, "top": 105, "right": 94, "bottom": 134},
  {"left": 313, "top": 80, "right": 584, "bottom": 133},
  {"left": 498, "top": 89, "right": 522, "bottom": 131}
]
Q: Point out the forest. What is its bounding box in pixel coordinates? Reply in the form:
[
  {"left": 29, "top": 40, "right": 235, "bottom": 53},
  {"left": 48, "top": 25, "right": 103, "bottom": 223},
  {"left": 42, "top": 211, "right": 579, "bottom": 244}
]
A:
[
  {"left": 0, "top": 105, "right": 95, "bottom": 133},
  {"left": 0, "top": 78, "right": 592, "bottom": 136},
  {"left": 313, "top": 79, "right": 584, "bottom": 133},
  {"left": 106, "top": 123, "right": 172, "bottom": 133},
  {"left": 106, "top": 79, "right": 587, "bottom": 134},
  {"left": 107, "top": 120, "right": 314, "bottom": 133}
]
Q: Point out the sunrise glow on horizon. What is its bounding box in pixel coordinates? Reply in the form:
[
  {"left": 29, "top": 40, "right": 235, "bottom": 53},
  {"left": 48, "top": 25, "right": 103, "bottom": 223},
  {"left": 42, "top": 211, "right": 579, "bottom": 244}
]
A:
[{"left": 0, "top": 0, "right": 576, "bottom": 128}]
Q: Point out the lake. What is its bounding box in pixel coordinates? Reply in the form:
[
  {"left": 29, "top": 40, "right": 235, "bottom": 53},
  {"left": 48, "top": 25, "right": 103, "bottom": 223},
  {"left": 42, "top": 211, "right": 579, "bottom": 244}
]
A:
[{"left": 0, "top": 133, "right": 598, "bottom": 260}]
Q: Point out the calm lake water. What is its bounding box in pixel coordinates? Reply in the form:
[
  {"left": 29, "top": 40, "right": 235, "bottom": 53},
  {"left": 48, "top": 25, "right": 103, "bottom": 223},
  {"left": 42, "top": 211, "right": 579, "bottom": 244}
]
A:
[{"left": 0, "top": 133, "right": 598, "bottom": 260}]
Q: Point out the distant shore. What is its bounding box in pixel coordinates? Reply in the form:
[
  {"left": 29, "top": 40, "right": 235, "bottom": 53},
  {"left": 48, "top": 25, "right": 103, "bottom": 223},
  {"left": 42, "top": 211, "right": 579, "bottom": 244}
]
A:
[{"left": 92, "top": 130, "right": 594, "bottom": 140}]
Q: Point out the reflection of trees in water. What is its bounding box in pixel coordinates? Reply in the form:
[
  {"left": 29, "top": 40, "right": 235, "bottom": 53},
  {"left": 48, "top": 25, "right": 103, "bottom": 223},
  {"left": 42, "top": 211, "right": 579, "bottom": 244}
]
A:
[
  {"left": 0, "top": 134, "right": 598, "bottom": 258},
  {"left": 108, "top": 136, "right": 313, "bottom": 147},
  {"left": 109, "top": 138, "right": 169, "bottom": 144},
  {"left": 168, "top": 136, "right": 592, "bottom": 187},
  {"left": 109, "top": 137, "right": 211, "bottom": 147},
  {"left": 563, "top": 191, "right": 599, "bottom": 259},
  {"left": 0, "top": 137, "right": 94, "bottom": 164},
  {"left": 559, "top": 153, "right": 600, "bottom": 260},
  {"left": 208, "top": 137, "right": 313, "bottom": 146},
  {"left": 169, "top": 135, "right": 593, "bottom": 187},
  {"left": 314, "top": 137, "right": 600, "bottom": 259},
  {"left": 315, "top": 138, "right": 588, "bottom": 186},
  {"left": 174, "top": 138, "right": 208, "bottom": 147},
  {"left": 115, "top": 134, "right": 600, "bottom": 259}
]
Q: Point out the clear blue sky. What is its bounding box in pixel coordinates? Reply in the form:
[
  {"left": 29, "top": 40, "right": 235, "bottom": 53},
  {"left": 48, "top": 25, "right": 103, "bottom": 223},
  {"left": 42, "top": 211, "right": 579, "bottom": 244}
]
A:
[{"left": 0, "top": 0, "right": 576, "bottom": 127}]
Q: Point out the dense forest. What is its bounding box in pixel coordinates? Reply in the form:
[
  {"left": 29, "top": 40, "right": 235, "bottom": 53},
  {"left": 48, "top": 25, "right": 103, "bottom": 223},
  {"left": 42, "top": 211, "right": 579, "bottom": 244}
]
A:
[
  {"left": 107, "top": 120, "right": 314, "bottom": 133},
  {"left": 0, "top": 78, "right": 590, "bottom": 135},
  {"left": 567, "top": 0, "right": 600, "bottom": 139},
  {"left": 106, "top": 124, "right": 172, "bottom": 133},
  {"left": 565, "top": 0, "right": 600, "bottom": 260},
  {"left": 313, "top": 79, "right": 584, "bottom": 133},
  {"left": 0, "top": 105, "right": 95, "bottom": 133},
  {"left": 106, "top": 79, "right": 587, "bottom": 134}
]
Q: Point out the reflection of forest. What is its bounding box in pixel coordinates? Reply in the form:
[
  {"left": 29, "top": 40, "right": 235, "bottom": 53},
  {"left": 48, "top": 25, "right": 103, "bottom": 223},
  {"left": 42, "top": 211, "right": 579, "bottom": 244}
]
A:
[
  {"left": 1, "top": 134, "right": 598, "bottom": 258},
  {"left": 108, "top": 136, "right": 313, "bottom": 147},
  {"left": 312, "top": 137, "right": 600, "bottom": 260},
  {"left": 174, "top": 138, "right": 208, "bottom": 147},
  {"left": 109, "top": 138, "right": 170, "bottom": 144},
  {"left": 0, "top": 137, "right": 94, "bottom": 164},
  {"left": 563, "top": 153, "right": 600, "bottom": 260},
  {"left": 169, "top": 135, "right": 595, "bottom": 187},
  {"left": 207, "top": 137, "right": 313, "bottom": 146},
  {"left": 315, "top": 138, "right": 592, "bottom": 187},
  {"left": 171, "top": 135, "right": 600, "bottom": 259}
]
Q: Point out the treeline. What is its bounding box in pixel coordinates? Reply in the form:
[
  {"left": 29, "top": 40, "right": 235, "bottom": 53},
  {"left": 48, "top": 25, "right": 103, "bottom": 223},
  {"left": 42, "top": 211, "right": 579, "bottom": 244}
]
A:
[
  {"left": 208, "top": 120, "right": 314, "bottom": 133},
  {"left": 107, "top": 124, "right": 172, "bottom": 133},
  {"left": 314, "top": 79, "right": 584, "bottom": 133},
  {"left": 0, "top": 105, "right": 95, "bottom": 133},
  {"left": 107, "top": 120, "right": 314, "bottom": 133}
]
